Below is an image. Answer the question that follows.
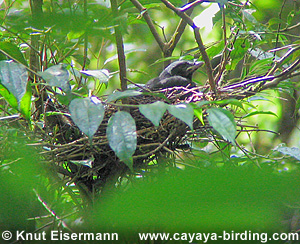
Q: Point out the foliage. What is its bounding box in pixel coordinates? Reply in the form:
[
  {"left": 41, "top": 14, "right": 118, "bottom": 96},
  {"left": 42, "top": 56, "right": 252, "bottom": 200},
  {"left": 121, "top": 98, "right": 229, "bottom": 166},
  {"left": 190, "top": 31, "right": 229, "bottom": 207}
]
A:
[{"left": 1, "top": 0, "right": 300, "bottom": 241}]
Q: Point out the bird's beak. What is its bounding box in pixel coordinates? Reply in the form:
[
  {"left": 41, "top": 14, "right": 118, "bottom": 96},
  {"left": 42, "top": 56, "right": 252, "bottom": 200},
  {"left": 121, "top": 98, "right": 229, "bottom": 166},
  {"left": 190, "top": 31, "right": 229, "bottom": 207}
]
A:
[{"left": 187, "top": 61, "right": 204, "bottom": 73}]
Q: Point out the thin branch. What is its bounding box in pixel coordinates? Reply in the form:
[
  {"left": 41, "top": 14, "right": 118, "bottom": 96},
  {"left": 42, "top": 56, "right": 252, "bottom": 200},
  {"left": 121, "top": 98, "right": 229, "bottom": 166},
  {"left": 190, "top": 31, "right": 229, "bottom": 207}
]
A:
[
  {"left": 221, "top": 5, "right": 227, "bottom": 48},
  {"left": 110, "top": 0, "right": 127, "bottom": 91},
  {"left": 178, "top": 0, "right": 208, "bottom": 12},
  {"left": 33, "top": 189, "right": 73, "bottom": 232},
  {"left": 279, "top": 22, "right": 300, "bottom": 32},
  {"left": 160, "top": 0, "right": 216, "bottom": 93},
  {"left": 267, "top": 45, "right": 300, "bottom": 76},
  {"left": 29, "top": 0, "right": 47, "bottom": 120},
  {"left": 130, "top": 0, "right": 166, "bottom": 52},
  {"left": 194, "top": 29, "right": 216, "bottom": 91},
  {"left": 0, "top": 25, "right": 40, "bottom": 54},
  {"left": 0, "top": 49, "right": 40, "bottom": 76},
  {"left": 166, "top": 4, "right": 194, "bottom": 57},
  {"left": 261, "top": 63, "right": 300, "bottom": 90},
  {"left": 57, "top": 37, "right": 83, "bottom": 63},
  {"left": 219, "top": 57, "right": 300, "bottom": 99},
  {"left": 215, "top": 27, "right": 239, "bottom": 85},
  {"left": 228, "top": 1, "right": 247, "bottom": 8},
  {"left": 273, "top": 0, "right": 288, "bottom": 58},
  {"left": 133, "top": 131, "right": 176, "bottom": 159},
  {"left": 82, "top": 0, "right": 88, "bottom": 70}
]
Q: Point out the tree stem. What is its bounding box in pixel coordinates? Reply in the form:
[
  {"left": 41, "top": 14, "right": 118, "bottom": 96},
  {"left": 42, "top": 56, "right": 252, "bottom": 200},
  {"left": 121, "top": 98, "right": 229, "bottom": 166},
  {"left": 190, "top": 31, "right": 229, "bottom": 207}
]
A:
[{"left": 111, "top": 0, "right": 127, "bottom": 91}]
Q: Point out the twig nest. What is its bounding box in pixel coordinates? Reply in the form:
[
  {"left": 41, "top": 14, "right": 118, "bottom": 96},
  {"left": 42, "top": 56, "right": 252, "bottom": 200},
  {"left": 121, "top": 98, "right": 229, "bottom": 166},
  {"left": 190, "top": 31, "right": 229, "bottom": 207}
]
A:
[{"left": 43, "top": 87, "right": 200, "bottom": 193}]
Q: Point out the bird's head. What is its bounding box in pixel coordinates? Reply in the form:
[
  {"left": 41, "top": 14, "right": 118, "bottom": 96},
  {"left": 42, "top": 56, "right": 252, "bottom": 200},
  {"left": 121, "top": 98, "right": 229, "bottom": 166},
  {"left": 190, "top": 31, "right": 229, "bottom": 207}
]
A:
[{"left": 159, "top": 60, "right": 204, "bottom": 80}]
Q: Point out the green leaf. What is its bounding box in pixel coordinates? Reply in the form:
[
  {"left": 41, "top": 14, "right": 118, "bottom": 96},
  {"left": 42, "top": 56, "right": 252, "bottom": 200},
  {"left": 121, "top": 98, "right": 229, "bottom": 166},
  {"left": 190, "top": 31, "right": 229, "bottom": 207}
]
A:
[
  {"left": 248, "top": 58, "right": 273, "bottom": 77},
  {"left": 268, "top": 17, "right": 286, "bottom": 27},
  {"left": 227, "top": 39, "right": 250, "bottom": 71},
  {"left": 207, "top": 108, "right": 236, "bottom": 145},
  {"left": 107, "top": 111, "right": 137, "bottom": 170},
  {"left": 206, "top": 41, "right": 224, "bottom": 60},
  {"left": 39, "top": 64, "right": 70, "bottom": 92},
  {"left": 69, "top": 97, "right": 105, "bottom": 141},
  {"left": 214, "top": 99, "right": 245, "bottom": 111},
  {"left": 0, "top": 41, "right": 28, "bottom": 66},
  {"left": 247, "top": 96, "right": 272, "bottom": 102},
  {"left": 0, "top": 60, "right": 28, "bottom": 105},
  {"left": 195, "top": 100, "right": 212, "bottom": 107},
  {"left": 67, "top": 30, "right": 85, "bottom": 40},
  {"left": 80, "top": 69, "right": 111, "bottom": 86},
  {"left": 56, "top": 94, "right": 73, "bottom": 106},
  {"left": 295, "top": 96, "right": 300, "bottom": 115},
  {"left": 273, "top": 144, "right": 300, "bottom": 161},
  {"left": 19, "top": 82, "right": 32, "bottom": 120},
  {"left": 0, "top": 83, "right": 18, "bottom": 110},
  {"left": 194, "top": 108, "right": 204, "bottom": 125},
  {"left": 107, "top": 90, "right": 142, "bottom": 102},
  {"left": 167, "top": 103, "right": 194, "bottom": 130},
  {"left": 242, "top": 9, "right": 258, "bottom": 24},
  {"left": 139, "top": 101, "right": 167, "bottom": 126},
  {"left": 242, "top": 111, "right": 278, "bottom": 119}
]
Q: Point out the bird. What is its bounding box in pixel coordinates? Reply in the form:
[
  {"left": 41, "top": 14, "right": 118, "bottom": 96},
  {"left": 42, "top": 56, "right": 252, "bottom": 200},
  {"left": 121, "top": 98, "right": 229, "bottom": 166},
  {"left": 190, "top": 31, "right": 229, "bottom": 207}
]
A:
[{"left": 144, "top": 60, "right": 204, "bottom": 91}]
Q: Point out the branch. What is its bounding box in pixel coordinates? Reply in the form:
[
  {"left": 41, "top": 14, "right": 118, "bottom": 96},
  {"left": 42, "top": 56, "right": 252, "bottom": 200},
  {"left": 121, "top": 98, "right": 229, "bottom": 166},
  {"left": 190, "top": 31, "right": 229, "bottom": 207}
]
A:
[
  {"left": 178, "top": 0, "right": 208, "bottom": 12},
  {"left": 130, "top": 0, "right": 166, "bottom": 52},
  {"left": 111, "top": 0, "right": 127, "bottom": 91},
  {"left": 267, "top": 45, "right": 300, "bottom": 76},
  {"left": 166, "top": 4, "right": 194, "bottom": 57},
  {"left": 273, "top": 0, "right": 288, "bottom": 58},
  {"left": 215, "top": 28, "right": 239, "bottom": 85},
  {"left": 261, "top": 58, "right": 300, "bottom": 90},
  {"left": 82, "top": 0, "right": 88, "bottom": 71},
  {"left": 29, "top": 0, "right": 46, "bottom": 120},
  {"left": 279, "top": 22, "right": 300, "bottom": 32},
  {"left": 220, "top": 56, "right": 300, "bottom": 98},
  {"left": 29, "top": 0, "right": 43, "bottom": 72},
  {"left": 33, "top": 189, "right": 73, "bottom": 232},
  {"left": 160, "top": 0, "right": 216, "bottom": 93},
  {"left": 133, "top": 130, "right": 176, "bottom": 159}
]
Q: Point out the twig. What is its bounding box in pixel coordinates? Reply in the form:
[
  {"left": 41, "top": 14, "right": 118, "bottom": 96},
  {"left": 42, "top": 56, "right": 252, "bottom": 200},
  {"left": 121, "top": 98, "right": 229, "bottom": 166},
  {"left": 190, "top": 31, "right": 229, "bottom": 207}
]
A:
[
  {"left": 0, "top": 25, "right": 40, "bottom": 54},
  {"left": 33, "top": 189, "right": 73, "bottom": 232},
  {"left": 267, "top": 45, "right": 300, "bottom": 76},
  {"left": 279, "top": 22, "right": 300, "bottom": 32},
  {"left": 57, "top": 37, "right": 84, "bottom": 64},
  {"left": 130, "top": 0, "right": 166, "bottom": 52},
  {"left": 273, "top": 0, "right": 288, "bottom": 58},
  {"left": 221, "top": 4, "right": 227, "bottom": 48},
  {"left": 133, "top": 131, "right": 175, "bottom": 159},
  {"left": 228, "top": 1, "right": 248, "bottom": 8},
  {"left": 222, "top": 56, "right": 300, "bottom": 92},
  {"left": 178, "top": 0, "right": 207, "bottom": 12},
  {"left": 0, "top": 114, "right": 20, "bottom": 121},
  {"left": 81, "top": 0, "right": 88, "bottom": 70},
  {"left": 29, "top": 0, "right": 46, "bottom": 120},
  {"left": 215, "top": 27, "right": 239, "bottom": 85},
  {"left": 166, "top": 0, "right": 195, "bottom": 58},
  {"left": 126, "top": 78, "right": 151, "bottom": 91}
]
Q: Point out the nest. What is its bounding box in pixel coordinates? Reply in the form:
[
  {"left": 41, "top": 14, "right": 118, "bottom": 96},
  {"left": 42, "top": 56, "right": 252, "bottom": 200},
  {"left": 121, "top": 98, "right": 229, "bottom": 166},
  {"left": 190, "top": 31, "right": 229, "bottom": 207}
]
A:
[
  {"left": 42, "top": 87, "right": 207, "bottom": 194},
  {"left": 41, "top": 49, "right": 300, "bottom": 195}
]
